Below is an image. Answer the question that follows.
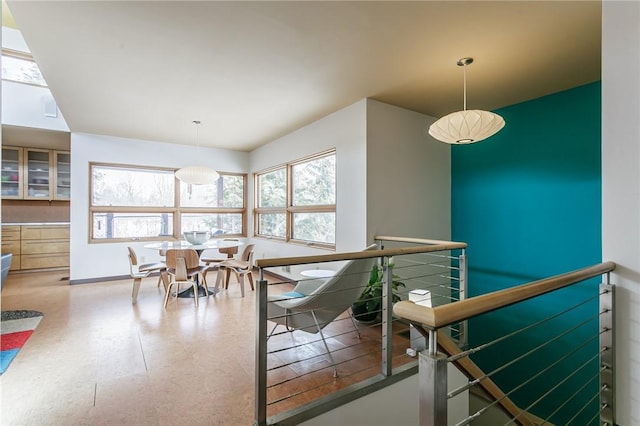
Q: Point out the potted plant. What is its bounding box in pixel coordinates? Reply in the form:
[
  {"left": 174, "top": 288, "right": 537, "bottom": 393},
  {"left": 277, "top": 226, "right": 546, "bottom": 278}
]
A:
[{"left": 351, "top": 261, "right": 405, "bottom": 322}]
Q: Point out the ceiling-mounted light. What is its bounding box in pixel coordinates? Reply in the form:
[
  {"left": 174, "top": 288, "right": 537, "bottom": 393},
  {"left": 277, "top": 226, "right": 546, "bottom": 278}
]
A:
[
  {"left": 175, "top": 120, "right": 219, "bottom": 185},
  {"left": 428, "top": 57, "right": 505, "bottom": 144}
]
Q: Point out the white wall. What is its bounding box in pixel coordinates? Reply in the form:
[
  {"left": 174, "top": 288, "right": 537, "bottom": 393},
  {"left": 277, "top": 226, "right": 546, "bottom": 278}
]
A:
[
  {"left": 249, "top": 99, "right": 369, "bottom": 271},
  {"left": 69, "top": 132, "right": 249, "bottom": 281},
  {"left": 69, "top": 98, "right": 449, "bottom": 282},
  {"left": 365, "top": 99, "right": 450, "bottom": 242},
  {"left": 2, "top": 81, "right": 69, "bottom": 131},
  {"left": 602, "top": 1, "right": 640, "bottom": 424}
]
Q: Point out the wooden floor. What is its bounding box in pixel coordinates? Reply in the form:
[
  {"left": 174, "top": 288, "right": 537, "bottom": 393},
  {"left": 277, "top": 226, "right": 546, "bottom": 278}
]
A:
[{"left": 0, "top": 270, "right": 413, "bottom": 425}]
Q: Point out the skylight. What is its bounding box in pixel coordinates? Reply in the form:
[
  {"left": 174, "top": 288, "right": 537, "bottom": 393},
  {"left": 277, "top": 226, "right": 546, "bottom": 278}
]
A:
[{"left": 2, "top": 50, "right": 47, "bottom": 87}]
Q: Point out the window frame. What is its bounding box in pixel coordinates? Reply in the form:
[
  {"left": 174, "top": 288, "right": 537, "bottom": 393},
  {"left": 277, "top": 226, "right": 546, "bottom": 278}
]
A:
[
  {"left": 89, "top": 162, "right": 247, "bottom": 243},
  {"left": 253, "top": 150, "right": 336, "bottom": 250}
]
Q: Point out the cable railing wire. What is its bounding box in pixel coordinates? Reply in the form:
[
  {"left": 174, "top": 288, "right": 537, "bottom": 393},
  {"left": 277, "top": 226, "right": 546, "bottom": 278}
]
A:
[
  {"left": 448, "top": 313, "right": 601, "bottom": 399},
  {"left": 538, "top": 367, "right": 605, "bottom": 425},
  {"left": 257, "top": 241, "right": 467, "bottom": 423},
  {"left": 448, "top": 293, "right": 600, "bottom": 363},
  {"left": 466, "top": 331, "right": 602, "bottom": 421},
  {"left": 503, "top": 350, "right": 603, "bottom": 425},
  {"left": 565, "top": 388, "right": 601, "bottom": 425}
]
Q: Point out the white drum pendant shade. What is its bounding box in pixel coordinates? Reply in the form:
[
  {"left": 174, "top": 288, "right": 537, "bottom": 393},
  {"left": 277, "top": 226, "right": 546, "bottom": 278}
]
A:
[
  {"left": 428, "top": 109, "right": 505, "bottom": 144},
  {"left": 175, "top": 165, "right": 219, "bottom": 185}
]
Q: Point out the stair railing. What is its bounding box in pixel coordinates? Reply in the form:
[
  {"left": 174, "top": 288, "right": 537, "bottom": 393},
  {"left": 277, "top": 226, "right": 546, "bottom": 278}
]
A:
[
  {"left": 254, "top": 237, "right": 467, "bottom": 426},
  {"left": 394, "top": 261, "right": 616, "bottom": 426}
]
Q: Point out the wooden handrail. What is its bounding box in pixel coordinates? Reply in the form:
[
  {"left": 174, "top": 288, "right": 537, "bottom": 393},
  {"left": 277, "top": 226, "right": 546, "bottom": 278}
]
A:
[
  {"left": 394, "top": 261, "right": 616, "bottom": 329},
  {"left": 375, "top": 235, "right": 468, "bottom": 248},
  {"left": 255, "top": 242, "right": 467, "bottom": 269}
]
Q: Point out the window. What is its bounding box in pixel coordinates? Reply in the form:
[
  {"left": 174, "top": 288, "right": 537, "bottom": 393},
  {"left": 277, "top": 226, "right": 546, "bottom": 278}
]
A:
[
  {"left": 2, "top": 49, "right": 47, "bottom": 87},
  {"left": 90, "top": 163, "right": 246, "bottom": 242},
  {"left": 254, "top": 150, "right": 336, "bottom": 248}
]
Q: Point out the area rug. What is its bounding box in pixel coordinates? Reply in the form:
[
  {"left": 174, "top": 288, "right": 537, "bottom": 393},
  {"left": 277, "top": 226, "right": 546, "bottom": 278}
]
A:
[{"left": 0, "top": 310, "right": 43, "bottom": 375}]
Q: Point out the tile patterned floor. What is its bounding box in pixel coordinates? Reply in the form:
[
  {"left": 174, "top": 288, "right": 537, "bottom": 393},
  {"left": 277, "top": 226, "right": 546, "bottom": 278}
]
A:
[{"left": 0, "top": 270, "right": 413, "bottom": 425}]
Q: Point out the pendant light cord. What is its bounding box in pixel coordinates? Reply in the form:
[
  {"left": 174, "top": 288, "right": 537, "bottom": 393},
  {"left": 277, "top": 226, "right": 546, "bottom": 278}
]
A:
[
  {"left": 193, "top": 120, "right": 201, "bottom": 159},
  {"left": 463, "top": 62, "right": 467, "bottom": 111}
]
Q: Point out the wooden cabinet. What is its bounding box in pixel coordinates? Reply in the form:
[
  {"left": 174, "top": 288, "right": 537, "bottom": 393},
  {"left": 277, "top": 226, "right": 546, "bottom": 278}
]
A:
[
  {"left": 0, "top": 147, "right": 70, "bottom": 200},
  {"left": 1, "top": 224, "right": 69, "bottom": 271},
  {"left": 24, "top": 148, "right": 53, "bottom": 199},
  {"left": 54, "top": 151, "right": 71, "bottom": 200},
  {"left": 1, "top": 226, "right": 21, "bottom": 270},
  {"left": 1, "top": 147, "right": 24, "bottom": 199}
]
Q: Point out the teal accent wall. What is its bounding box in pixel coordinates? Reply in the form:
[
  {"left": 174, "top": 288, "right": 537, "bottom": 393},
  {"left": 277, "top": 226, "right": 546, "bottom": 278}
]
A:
[{"left": 451, "top": 82, "right": 601, "bottom": 424}]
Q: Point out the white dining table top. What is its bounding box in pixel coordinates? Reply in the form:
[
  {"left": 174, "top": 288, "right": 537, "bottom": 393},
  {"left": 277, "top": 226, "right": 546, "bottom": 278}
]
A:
[{"left": 144, "top": 239, "right": 243, "bottom": 251}]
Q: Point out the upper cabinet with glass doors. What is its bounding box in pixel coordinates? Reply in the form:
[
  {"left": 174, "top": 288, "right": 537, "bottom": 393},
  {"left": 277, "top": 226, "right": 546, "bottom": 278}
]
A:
[
  {"left": 25, "top": 148, "right": 52, "bottom": 199},
  {"left": 53, "top": 151, "right": 71, "bottom": 200},
  {"left": 1, "top": 146, "right": 24, "bottom": 199},
  {"left": 0, "top": 146, "right": 70, "bottom": 201}
]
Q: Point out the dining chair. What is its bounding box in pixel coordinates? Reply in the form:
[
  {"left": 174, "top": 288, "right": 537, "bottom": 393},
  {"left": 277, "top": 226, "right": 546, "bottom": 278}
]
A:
[
  {"left": 215, "top": 243, "right": 255, "bottom": 297},
  {"left": 127, "top": 246, "right": 168, "bottom": 304},
  {"left": 164, "top": 248, "right": 207, "bottom": 308},
  {"left": 201, "top": 238, "right": 239, "bottom": 283}
]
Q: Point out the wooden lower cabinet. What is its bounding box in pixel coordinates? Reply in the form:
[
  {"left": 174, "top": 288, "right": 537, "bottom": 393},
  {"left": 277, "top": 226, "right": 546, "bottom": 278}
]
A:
[
  {"left": 2, "top": 224, "right": 69, "bottom": 271},
  {"left": 21, "top": 253, "right": 69, "bottom": 270},
  {"left": 2, "top": 225, "right": 21, "bottom": 270}
]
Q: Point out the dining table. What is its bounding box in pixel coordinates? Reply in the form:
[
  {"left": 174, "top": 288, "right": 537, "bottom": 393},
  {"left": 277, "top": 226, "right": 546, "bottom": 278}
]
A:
[{"left": 144, "top": 239, "right": 244, "bottom": 298}]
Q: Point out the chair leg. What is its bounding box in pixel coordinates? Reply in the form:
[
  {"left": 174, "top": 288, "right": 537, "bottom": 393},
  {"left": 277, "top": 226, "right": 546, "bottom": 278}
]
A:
[
  {"left": 267, "top": 322, "right": 278, "bottom": 340},
  {"left": 215, "top": 268, "right": 225, "bottom": 293},
  {"left": 238, "top": 273, "right": 245, "bottom": 297},
  {"left": 160, "top": 271, "right": 169, "bottom": 292},
  {"left": 192, "top": 282, "right": 199, "bottom": 307},
  {"left": 163, "top": 283, "right": 174, "bottom": 308},
  {"left": 225, "top": 269, "right": 233, "bottom": 289},
  {"left": 348, "top": 310, "right": 362, "bottom": 339},
  {"left": 132, "top": 277, "right": 142, "bottom": 304},
  {"left": 248, "top": 271, "right": 255, "bottom": 291},
  {"left": 311, "top": 311, "right": 338, "bottom": 378},
  {"left": 200, "top": 273, "right": 209, "bottom": 297}
]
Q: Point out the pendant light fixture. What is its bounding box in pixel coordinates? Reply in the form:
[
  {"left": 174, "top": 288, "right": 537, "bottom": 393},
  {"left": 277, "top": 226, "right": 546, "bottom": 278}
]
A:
[
  {"left": 175, "top": 120, "right": 220, "bottom": 185},
  {"left": 428, "top": 57, "right": 505, "bottom": 144}
]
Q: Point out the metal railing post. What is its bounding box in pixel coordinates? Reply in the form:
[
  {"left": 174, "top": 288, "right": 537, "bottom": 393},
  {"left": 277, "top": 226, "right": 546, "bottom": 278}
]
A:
[
  {"left": 600, "top": 281, "right": 615, "bottom": 426},
  {"left": 382, "top": 256, "right": 393, "bottom": 376},
  {"left": 459, "top": 248, "right": 468, "bottom": 347},
  {"left": 255, "top": 269, "right": 268, "bottom": 426},
  {"left": 419, "top": 333, "right": 448, "bottom": 426}
]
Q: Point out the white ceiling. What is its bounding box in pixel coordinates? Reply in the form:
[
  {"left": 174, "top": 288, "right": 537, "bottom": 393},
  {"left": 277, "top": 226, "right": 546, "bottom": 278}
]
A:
[{"left": 6, "top": 1, "right": 601, "bottom": 152}]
